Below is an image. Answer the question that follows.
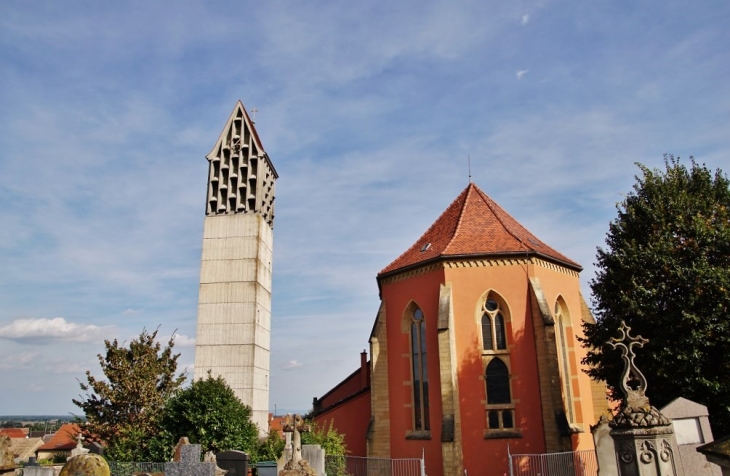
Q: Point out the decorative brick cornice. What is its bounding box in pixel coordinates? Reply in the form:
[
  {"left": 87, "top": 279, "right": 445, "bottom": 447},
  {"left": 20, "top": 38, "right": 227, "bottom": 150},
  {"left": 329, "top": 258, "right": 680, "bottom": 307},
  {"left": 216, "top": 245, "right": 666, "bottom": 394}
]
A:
[{"left": 379, "top": 257, "right": 579, "bottom": 286}]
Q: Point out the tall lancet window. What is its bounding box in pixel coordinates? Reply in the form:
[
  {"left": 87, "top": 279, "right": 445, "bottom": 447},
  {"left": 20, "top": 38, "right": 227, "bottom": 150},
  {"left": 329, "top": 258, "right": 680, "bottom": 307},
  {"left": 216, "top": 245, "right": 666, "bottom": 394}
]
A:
[
  {"left": 480, "top": 292, "right": 518, "bottom": 436},
  {"left": 555, "top": 298, "right": 575, "bottom": 422},
  {"left": 411, "top": 307, "right": 429, "bottom": 431}
]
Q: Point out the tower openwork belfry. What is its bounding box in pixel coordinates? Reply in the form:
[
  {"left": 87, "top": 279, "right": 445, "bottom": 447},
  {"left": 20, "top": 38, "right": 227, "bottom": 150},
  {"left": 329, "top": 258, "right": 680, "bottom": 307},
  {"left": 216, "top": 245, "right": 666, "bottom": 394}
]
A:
[{"left": 193, "top": 101, "right": 277, "bottom": 434}]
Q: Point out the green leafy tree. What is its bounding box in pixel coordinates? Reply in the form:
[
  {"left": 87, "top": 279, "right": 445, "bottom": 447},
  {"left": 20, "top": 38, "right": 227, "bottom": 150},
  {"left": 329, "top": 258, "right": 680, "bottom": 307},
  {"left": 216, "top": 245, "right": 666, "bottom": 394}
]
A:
[
  {"left": 159, "top": 374, "right": 260, "bottom": 459},
  {"left": 73, "top": 328, "right": 187, "bottom": 461},
  {"left": 301, "top": 420, "right": 347, "bottom": 458},
  {"left": 257, "top": 430, "right": 285, "bottom": 462},
  {"left": 302, "top": 420, "right": 348, "bottom": 476},
  {"left": 581, "top": 156, "right": 730, "bottom": 435}
]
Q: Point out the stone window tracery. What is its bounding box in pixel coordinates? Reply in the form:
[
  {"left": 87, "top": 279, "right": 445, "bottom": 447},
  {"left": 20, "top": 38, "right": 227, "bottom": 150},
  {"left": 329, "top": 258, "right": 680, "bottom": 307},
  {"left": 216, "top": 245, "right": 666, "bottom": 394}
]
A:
[{"left": 480, "top": 292, "right": 519, "bottom": 437}]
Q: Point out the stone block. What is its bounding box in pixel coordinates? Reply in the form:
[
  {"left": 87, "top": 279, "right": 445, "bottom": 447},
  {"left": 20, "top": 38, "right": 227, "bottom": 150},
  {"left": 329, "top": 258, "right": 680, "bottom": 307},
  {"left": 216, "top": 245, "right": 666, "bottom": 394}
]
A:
[{"left": 165, "top": 445, "right": 214, "bottom": 476}]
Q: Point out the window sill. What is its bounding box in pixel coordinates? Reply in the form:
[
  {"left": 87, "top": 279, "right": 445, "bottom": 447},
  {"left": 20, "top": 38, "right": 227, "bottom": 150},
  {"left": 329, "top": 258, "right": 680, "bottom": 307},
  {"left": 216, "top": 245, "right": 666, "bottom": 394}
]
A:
[
  {"left": 484, "top": 429, "right": 523, "bottom": 439},
  {"left": 406, "top": 430, "right": 431, "bottom": 440}
]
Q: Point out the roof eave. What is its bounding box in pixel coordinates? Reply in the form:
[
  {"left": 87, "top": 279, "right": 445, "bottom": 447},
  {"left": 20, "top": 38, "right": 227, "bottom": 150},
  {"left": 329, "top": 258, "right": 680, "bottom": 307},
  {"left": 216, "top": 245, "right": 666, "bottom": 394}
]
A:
[{"left": 377, "top": 250, "right": 582, "bottom": 283}]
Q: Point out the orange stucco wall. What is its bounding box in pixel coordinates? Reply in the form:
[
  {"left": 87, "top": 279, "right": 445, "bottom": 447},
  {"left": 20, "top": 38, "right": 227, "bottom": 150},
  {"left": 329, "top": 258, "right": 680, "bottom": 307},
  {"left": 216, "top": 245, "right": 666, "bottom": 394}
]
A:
[
  {"left": 380, "top": 267, "right": 446, "bottom": 476},
  {"left": 379, "top": 260, "right": 601, "bottom": 476}
]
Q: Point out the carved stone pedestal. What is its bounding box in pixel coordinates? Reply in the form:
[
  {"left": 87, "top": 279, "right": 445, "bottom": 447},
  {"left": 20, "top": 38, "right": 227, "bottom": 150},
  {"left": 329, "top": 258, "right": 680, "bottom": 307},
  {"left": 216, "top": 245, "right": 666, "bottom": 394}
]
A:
[
  {"left": 610, "top": 406, "right": 676, "bottom": 476},
  {"left": 606, "top": 322, "right": 677, "bottom": 476}
]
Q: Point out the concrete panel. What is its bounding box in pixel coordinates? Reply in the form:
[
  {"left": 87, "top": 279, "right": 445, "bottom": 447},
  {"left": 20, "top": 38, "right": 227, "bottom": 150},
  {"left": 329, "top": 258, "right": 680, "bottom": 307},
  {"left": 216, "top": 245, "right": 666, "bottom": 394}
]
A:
[
  {"left": 195, "top": 323, "right": 257, "bottom": 345},
  {"left": 197, "top": 303, "right": 257, "bottom": 325},
  {"left": 200, "top": 259, "right": 259, "bottom": 283},
  {"left": 198, "top": 282, "right": 259, "bottom": 304},
  {"left": 201, "top": 237, "right": 261, "bottom": 261},
  {"left": 203, "top": 214, "right": 269, "bottom": 239}
]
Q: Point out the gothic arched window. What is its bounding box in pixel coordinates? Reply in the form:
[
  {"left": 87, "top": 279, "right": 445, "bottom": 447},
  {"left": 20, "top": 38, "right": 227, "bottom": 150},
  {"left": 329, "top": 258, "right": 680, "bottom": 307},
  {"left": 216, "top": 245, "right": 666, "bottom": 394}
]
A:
[
  {"left": 411, "top": 307, "right": 429, "bottom": 431},
  {"left": 481, "top": 298, "right": 507, "bottom": 351},
  {"left": 480, "top": 292, "right": 517, "bottom": 435}
]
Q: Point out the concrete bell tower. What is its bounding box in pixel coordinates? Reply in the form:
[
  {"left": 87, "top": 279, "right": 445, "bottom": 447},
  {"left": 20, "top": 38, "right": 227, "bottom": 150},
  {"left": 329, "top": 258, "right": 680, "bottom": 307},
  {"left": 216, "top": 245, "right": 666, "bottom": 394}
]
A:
[{"left": 194, "top": 101, "right": 277, "bottom": 434}]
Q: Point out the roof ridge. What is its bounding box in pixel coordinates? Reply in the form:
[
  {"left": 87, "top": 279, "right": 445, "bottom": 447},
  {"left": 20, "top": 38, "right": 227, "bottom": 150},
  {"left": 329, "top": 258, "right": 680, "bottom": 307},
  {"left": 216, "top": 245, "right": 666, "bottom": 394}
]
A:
[{"left": 445, "top": 183, "right": 474, "bottom": 252}]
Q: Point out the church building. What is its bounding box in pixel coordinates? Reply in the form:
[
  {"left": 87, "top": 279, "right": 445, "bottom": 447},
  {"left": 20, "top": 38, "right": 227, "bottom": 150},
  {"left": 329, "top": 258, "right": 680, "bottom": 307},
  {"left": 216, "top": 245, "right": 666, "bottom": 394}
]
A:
[{"left": 313, "top": 183, "right": 609, "bottom": 476}]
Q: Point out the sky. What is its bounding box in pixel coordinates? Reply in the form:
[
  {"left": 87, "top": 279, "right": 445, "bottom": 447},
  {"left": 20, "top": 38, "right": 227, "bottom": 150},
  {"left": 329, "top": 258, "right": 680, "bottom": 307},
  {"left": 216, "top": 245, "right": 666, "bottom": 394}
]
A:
[{"left": 1, "top": 0, "right": 729, "bottom": 418}]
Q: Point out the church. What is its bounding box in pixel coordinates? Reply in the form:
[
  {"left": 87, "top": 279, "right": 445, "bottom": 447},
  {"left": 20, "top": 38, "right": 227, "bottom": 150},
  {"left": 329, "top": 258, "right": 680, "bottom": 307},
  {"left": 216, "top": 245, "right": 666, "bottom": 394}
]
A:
[{"left": 312, "top": 183, "right": 610, "bottom": 476}]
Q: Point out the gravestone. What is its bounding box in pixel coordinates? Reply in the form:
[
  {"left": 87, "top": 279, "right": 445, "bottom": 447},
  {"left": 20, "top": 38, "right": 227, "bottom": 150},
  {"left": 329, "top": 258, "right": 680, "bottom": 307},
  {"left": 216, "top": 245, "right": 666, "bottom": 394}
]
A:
[
  {"left": 23, "top": 467, "right": 54, "bottom": 476},
  {"left": 87, "top": 442, "right": 104, "bottom": 457},
  {"left": 69, "top": 433, "right": 90, "bottom": 460},
  {"left": 302, "top": 445, "right": 325, "bottom": 476},
  {"left": 165, "top": 442, "right": 215, "bottom": 476},
  {"left": 661, "top": 398, "right": 721, "bottom": 476},
  {"left": 592, "top": 415, "right": 617, "bottom": 475},
  {"left": 216, "top": 451, "right": 248, "bottom": 476}
]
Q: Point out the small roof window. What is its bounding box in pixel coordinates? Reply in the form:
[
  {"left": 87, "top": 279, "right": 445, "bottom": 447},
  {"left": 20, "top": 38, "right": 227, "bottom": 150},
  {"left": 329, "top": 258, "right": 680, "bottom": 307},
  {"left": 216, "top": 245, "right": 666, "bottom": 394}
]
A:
[{"left": 420, "top": 243, "right": 431, "bottom": 252}]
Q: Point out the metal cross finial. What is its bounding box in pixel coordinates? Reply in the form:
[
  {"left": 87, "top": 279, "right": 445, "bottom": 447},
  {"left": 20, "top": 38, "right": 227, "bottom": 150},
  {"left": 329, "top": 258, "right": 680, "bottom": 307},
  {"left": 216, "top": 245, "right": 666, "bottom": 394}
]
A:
[
  {"left": 607, "top": 320, "right": 650, "bottom": 406},
  {"left": 250, "top": 107, "right": 258, "bottom": 123}
]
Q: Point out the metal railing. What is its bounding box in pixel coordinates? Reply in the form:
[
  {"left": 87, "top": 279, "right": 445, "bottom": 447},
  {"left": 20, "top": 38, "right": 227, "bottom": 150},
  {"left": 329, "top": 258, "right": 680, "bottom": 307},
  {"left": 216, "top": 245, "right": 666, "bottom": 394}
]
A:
[
  {"left": 509, "top": 449, "right": 598, "bottom": 476},
  {"left": 108, "top": 461, "right": 166, "bottom": 476},
  {"left": 325, "top": 455, "right": 425, "bottom": 476}
]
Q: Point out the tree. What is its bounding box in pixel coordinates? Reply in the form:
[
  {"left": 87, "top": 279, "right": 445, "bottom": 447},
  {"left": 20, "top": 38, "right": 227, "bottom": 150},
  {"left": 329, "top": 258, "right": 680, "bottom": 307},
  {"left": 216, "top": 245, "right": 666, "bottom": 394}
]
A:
[
  {"left": 73, "top": 328, "right": 187, "bottom": 461},
  {"left": 159, "top": 374, "right": 260, "bottom": 459},
  {"left": 581, "top": 156, "right": 730, "bottom": 435},
  {"left": 302, "top": 420, "right": 348, "bottom": 476}
]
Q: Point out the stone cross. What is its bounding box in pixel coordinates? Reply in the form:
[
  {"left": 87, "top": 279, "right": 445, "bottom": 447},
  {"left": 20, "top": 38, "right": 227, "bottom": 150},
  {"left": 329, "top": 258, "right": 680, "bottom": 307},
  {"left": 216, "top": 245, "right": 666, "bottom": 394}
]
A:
[
  {"left": 281, "top": 414, "right": 315, "bottom": 475},
  {"left": 608, "top": 320, "right": 650, "bottom": 408},
  {"left": 606, "top": 321, "right": 678, "bottom": 476}
]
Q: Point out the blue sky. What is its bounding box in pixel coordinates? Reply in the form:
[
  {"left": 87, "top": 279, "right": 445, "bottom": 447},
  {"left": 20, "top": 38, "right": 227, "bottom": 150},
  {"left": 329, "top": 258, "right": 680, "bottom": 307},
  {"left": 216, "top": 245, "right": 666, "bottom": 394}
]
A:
[{"left": 1, "top": 0, "right": 728, "bottom": 417}]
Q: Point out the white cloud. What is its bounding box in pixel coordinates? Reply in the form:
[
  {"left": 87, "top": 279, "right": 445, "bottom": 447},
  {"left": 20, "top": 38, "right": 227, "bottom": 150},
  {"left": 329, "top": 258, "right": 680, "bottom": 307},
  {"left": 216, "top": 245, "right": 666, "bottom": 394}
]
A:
[
  {"left": 521, "top": 14, "right": 529, "bottom": 25},
  {"left": 282, "top": 360, "right": 304, "bottom": 370},
  {"left": 170, "top": 333, "right": 196, "bottom": 347},
  {"left": 516, "top": 69, "right": 529, "bottom": 79},
  {"left": 121, "top": 309, "right": 142, "bottom": 315},
  {"left": 0, "top": 318, "right": 111, "bottom": 343},
  {"left": 0, "top": 351, "right": 38, "bottom": 369}
]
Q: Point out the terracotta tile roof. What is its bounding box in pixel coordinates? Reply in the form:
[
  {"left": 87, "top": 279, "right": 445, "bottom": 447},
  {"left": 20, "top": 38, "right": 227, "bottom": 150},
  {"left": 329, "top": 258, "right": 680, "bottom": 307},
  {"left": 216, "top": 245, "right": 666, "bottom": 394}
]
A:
[
  {"left": 379, "top": 183, "right": 581, "bottom": 276},
  {"left": 36, "top": 424, "right": 80, "bottom": 452},
  {"left": 0, "top": 429, "right": 27, "bottom": 438},
  {"left": 10, "top": 437, "right": 44, "bottom": 461}
]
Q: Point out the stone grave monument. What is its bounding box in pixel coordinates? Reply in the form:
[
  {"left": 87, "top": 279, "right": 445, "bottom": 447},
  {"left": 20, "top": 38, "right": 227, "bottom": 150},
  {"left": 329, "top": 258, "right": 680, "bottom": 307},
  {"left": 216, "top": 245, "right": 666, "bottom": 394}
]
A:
[
  {"left": 216, "top": 450, "right": 249, "bottom": 476},
  {"left": 607, "top": 321, "right": 677, "bottom": 476},
  {"left": 280, "top": 414, "right": 316, "bottom": 476},
  {"left": 58, "top": 453, "right": 110, "bottom": 476},
  {"left": 661, "top": 397, "right": 721, "bottom": 476},
  {"left": 166, "top": 439, "right": 216, "bottom": 476}
]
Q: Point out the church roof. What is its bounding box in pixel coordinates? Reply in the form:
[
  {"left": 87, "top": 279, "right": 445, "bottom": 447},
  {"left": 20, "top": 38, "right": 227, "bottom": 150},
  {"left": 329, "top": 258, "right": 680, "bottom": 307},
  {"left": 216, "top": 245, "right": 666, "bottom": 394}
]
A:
[{"left": 378, "top": 183, "right": 581, "bottom": 277}]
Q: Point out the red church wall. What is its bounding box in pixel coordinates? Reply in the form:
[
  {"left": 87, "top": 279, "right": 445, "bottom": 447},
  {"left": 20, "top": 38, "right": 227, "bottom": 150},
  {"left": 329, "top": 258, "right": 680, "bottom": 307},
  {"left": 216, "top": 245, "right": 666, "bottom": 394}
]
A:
[
  {"left": 446, "top": 263, "right": 547, "bottom": 476},
  {"left": 313, "top": 389, "right": 371, "bottom": 457},
  {"left": 312, "top": 352, "right": 371, "bottom": 456},
  {"left": 531, "top": 265, "right": 598, "bottom": 451},
  {"left": 380, "top": 267, "right": 446, "bottom": 476}
]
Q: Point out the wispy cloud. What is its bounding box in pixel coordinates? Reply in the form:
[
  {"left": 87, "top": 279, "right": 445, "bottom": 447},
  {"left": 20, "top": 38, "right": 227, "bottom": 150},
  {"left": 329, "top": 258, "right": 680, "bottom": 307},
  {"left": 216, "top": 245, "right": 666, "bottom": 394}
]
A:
[
  {"left": 0, "top": 318, "right": 112, "bottom": 344},
  {"left": 282, "top": 360, "right": 304, "bottom": 371},
  {"left": 516, "top": 69, "right": 529, "bottom": 79},
  {"left": 521, "top": 14, "right": 529, "bottom": 25},
  {"left": 0, "top": 351, "right": 38, "bottom": 370}
]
